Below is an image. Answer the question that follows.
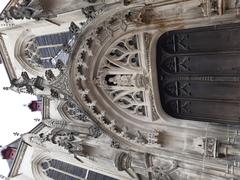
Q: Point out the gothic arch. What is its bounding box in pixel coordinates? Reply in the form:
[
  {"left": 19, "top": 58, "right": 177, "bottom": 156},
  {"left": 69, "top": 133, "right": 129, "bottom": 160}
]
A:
[
  {"left": 32, "top": 152, "right": 51, "bottom": 180},
  {"left": 68, "top": 4, "right": 240, "bottom": 149},
  {"left": 69, "top": 7, "right": 165, "bottom": 148},
  {"left": 57, "top": 100, "right": 90, "bottom": 123},
  {"left": 32, "top": 151, "right": 127, "bottom": 180},
  {"left": 15, "top": 30, "right": 41, "bottom": 76},
  {"left": 32, "top": 152, "right": 88, "bottom": 180},
  {"left": 15, "top": 29, "right": 73, "bottom": 77}
]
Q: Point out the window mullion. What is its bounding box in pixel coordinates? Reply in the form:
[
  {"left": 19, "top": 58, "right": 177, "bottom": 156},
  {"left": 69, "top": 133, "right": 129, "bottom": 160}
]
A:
[
  {"left": 49, "top": 167, "right": 82, "bottom": 179},
  {"left": 37, "top": 44, "right": 63, "bottom": 49}
]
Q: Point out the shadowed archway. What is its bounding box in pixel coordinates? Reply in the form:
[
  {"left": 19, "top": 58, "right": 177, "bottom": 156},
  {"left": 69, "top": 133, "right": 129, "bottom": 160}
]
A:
[{"left": 157, "top": 23, "right": 240, "bottom": 124}]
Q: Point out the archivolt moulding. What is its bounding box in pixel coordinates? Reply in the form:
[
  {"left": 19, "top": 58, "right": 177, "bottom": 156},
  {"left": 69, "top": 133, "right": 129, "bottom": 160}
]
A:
[
  {"left": 67, "top": 4, "right": 240, "bottom": 147},
  {"left": 69, "top": 7, "right": 163, "bottom": 148}
]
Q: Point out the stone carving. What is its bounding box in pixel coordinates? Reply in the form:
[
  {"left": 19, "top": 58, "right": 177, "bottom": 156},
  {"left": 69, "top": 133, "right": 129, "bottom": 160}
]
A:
[
  {"left": 200, "top": 0, "right": 224, "bottom": 16},
  {"left": 43, "top": 118, "right": 101, "bottom": 139},
  {"left": 111, "top": 139, "right": 120, "bottom": 149},
  {"left": 135, "top": 130, "right": 148, "bottom": 144},
  {"left": 45, "top": 70, "right": 56, "bottom": 81},
  {"left": 89, "top": 125, "right": 102, "bottom": 138},
  {"left": 50, "top": 89, "right": 59, "bottom": 98},
  {"left": 82, "top": 6, "right": 96, "bottom": 19},
  {"left": 23, "top": 133, "right": 46, "bottom": 148},
  {"left": 153, "top": 160, "right": 178, "bottom": 180},
  {"left": 147, "top": 131, "right": 160, "bottom": 145},
  {"left": 43, "top": 119, "right": 68, "bottom": 129},
  {"left": 96, "top": 34, "right": 152, "bottom": 120},
  {"left": 49, "top": 68, "right": 72, "bottom": 97},
  {"left": 5, "top": 72, "right": 45, "bottom": 94},
  {"left": 64, "top": 101, "right": 89, "bottom": 122},
  {"left": 69, "top": 22, "right": 80, "bottom": 35},
  {"left": 124, "top": 7, "right": 154, "bottom": 24},
  {"left": 34, "top": 76, "right": 45, "bottom": 90},
  {"left": 40, "top": 129, "right": 85, "bottom": 156},
  {"left": 115, "top": 152, "right": 132, "bottom": 171},
  {"left": 56, "top": 59, "right": 65, "bottom": 72},
  {"left": 203, "top": 137, "right": 218, "bottom": 158},
  {"left": 0, "top": 0, "right": 55, "bottom": 21},
  {"left": 70, "top": 7, "right": 165, "bottom": 149}
]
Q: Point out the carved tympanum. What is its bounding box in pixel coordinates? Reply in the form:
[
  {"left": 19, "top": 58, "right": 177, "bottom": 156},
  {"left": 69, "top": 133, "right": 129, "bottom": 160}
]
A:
[{"left": 96, "top": 34, "right": 152, "bottom": 121}]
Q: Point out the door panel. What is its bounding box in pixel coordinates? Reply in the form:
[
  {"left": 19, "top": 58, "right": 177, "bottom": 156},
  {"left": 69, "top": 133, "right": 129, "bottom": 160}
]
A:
[{"left": 157, "top": 23, "right": 240, "bottom": 123}]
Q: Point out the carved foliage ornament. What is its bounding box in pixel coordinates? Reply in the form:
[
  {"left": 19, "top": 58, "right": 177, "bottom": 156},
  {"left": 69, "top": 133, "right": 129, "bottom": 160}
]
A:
[
  {"left": 40, "top": 129, "right": 85, "bottom": 156},
  {"left": 71, "top": 7, "right": 161, "bottom": 146}
]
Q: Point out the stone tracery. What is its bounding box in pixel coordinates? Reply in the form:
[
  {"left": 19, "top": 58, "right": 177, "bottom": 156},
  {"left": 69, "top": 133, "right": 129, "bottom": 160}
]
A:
[
  {"left": 4, "top": 1, "right": 240, "bottom": 179},
  {"left": 68, "top": 8, "right": 162, "bottom": 149},
  {"left": 96, "top": 33, "right": 152, "bottom": 120}
]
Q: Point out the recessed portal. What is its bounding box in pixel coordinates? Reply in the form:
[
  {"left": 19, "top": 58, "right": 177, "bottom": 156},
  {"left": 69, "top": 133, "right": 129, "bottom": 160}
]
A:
[{"left": 157, "top": 23, "right": 240, "bottom": 124}]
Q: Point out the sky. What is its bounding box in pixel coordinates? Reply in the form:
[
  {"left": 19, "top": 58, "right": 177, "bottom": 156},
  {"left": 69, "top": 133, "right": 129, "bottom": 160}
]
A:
[
  {"left": 0, "top": 0, "right": 42, "bottom": 177},
  {"left": 0, "top": 65, "right": 41, "bottom": 177}
]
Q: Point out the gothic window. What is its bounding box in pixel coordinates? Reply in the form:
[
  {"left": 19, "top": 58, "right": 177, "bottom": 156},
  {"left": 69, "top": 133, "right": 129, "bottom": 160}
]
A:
[
  {"left": 157, "top": 23, "right": 240, "bottom": 124},
  {"left": 24, "top": 32, "right": 74, "bottom": 69},
  {"left": 41, "top": 159, "right": 117, "bottom": 180}
]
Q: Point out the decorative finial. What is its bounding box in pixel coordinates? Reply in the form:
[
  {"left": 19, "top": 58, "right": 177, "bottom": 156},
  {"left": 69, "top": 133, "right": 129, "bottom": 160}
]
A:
[
  {"left": 13, "top": 132, "right": 20, "bottom": 136},
  {"left": 2, "top": 87, "right": 9, "bottom": 90}
]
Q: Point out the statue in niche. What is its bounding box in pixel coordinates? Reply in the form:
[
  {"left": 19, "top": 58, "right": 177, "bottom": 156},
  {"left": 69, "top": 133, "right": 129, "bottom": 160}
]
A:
[
  {"left": 106, "top": 74, "right": 149, "bottom": 89},
  {"left": 108, "top": 75, "right": 133, "bottom": 87}
]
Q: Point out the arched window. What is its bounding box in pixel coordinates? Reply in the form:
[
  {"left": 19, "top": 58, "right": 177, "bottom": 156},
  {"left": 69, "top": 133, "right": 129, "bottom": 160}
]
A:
[
  {"left": 63, "top": 101, "right": 89, "bottom": 122},
  {"left": 24, "top": 32, "right": 74, "bottom": 69},
  {"left": 41, "top": 159, "right": 117, "bottom": 180},
  {"left": 157, "top": 23, "right": 240, "bottom": 124}
]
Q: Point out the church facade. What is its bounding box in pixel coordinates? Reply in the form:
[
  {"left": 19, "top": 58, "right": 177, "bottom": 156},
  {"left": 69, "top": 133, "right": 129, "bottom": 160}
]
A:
[{"left": 1, "top": 0, "right": 240, "bottom": 179}]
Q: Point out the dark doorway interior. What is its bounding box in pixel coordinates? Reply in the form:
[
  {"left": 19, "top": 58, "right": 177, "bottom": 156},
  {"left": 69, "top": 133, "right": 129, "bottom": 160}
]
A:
[{"left": 157, "top": 23, "right": 240, "bottom": 124}]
